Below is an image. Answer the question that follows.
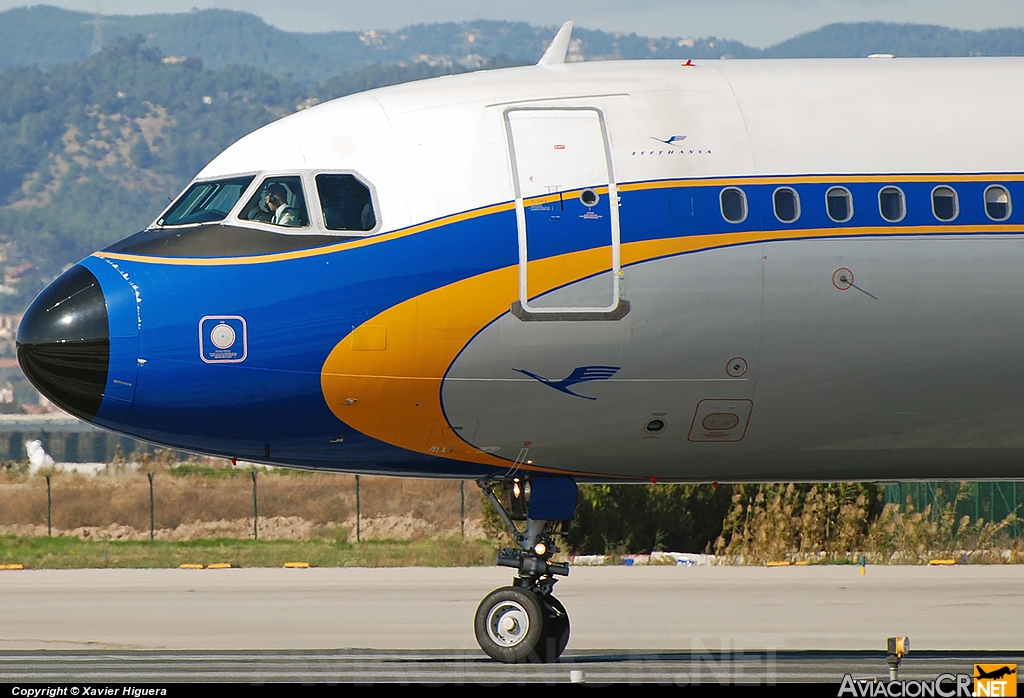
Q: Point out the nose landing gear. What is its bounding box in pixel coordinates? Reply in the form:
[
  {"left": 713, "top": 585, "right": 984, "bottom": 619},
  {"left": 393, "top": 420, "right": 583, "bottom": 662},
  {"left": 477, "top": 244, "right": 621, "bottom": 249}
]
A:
[{"left": 474, "top": 477, "right": 576, "bottom": 663}]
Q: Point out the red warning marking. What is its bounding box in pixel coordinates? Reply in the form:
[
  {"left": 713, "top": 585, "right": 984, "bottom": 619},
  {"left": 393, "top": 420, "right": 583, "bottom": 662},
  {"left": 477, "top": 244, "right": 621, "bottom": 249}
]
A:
[{"left": 554, "top": 144, "right": 565, "bottom": 149}]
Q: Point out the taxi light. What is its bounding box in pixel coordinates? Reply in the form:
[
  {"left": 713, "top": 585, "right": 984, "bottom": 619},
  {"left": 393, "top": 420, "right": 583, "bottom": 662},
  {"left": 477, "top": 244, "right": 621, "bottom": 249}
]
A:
[{"left": 887, "top": 636, "right": 910, "bottom": 658}]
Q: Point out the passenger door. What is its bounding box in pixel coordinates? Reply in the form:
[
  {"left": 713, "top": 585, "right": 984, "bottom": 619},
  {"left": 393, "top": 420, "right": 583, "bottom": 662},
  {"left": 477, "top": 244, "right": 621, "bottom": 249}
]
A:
[{"left": 504, "top": 106, "right": 627, "bottom": 320}]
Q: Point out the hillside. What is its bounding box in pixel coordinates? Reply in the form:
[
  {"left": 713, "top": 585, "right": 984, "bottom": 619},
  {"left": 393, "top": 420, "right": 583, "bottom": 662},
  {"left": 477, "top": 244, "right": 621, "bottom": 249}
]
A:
[
  {"left": 0, "top": 36, "right": 482, "bottom": 318},
  {"left": 5, "top": 6, "right": 1024, "bottom": 84},
  {"left": 0, "top": 6, "right": 753, "bottom": 80},
  {"left": 768, "top": 21, "right": 1024, "bottom": 58},
  {"left": 0, "top": 37, "right": 296, "bottom": 306}
]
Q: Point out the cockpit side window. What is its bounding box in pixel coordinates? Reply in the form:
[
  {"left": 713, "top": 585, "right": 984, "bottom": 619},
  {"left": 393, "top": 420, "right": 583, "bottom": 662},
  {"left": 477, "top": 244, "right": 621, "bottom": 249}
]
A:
[
  {"left": 316, "top": 174, "right": 377, "bottom": 232},
  {"left": 158, "top": 176, "right": 254, "bottom": 226},
  {"left": 239, "top": 176, "right": 310, "bottom": 228}
]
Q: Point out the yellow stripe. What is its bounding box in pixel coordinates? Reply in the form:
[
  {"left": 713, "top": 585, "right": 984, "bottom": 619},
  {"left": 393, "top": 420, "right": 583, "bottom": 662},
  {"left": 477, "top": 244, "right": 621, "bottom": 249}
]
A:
[
  {"left": 628, "top": 224, "right": 1024, "bottom": 263},
  {"left": 522, "top": 185, "right": 610, "bottom": 207},
  {"left": 98, "top": 218, "right": 1024, "bottom": 269},
  {"left": 95, "top": 187, "right": 612, "bottom": 266},
  {"left": 321, "top": 220, "right": 1024, "bottom": 472},
  {"left": 95, "top": 201, "right": 516, "bottom": 266},
  {"left": 96, "top": 173, "right": 1024, "bottom": 267},
  {"left": 322, "top": 244, "right": 642, "bottom": 474},
  {"left": 619, "top": 172, "right": 1024, "bottom": 192},
  {"left": 320, "top": 229, "right": 756, "bottom": 471},
  {"left": 622, "top": 223, "right": 1024, "bottom": 267}
]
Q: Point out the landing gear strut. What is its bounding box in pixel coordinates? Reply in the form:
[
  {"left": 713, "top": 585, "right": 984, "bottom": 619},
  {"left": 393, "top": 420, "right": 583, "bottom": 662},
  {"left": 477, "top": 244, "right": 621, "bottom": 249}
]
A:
[{"left": 474, "top": 477, "right": 575, "bottom": 663}]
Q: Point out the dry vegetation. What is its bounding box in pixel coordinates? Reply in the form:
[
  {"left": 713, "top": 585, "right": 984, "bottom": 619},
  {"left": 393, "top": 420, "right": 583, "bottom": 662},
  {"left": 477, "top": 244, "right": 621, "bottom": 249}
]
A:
[
  {"left": 715, "top": 482, "right": 1024, "bottom": 564},
  {"left": 0, "top": 458, "right": 485, "bottom": 543},
  {"left": 3, "top": 459, "right": 1022, "bottom": 566}
]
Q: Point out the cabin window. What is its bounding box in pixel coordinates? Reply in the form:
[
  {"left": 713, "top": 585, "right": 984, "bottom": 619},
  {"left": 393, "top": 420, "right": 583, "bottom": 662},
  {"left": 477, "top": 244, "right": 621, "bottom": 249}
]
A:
[
  {"left": 985, "top": 185, "right": 1011, "bottom": 221},
  {"left": 773, "top": 187, "right": 800, "bottom": 223},
  {"left": 720, "top": 187, "right": 747, "bottom": 223},
  {"left": 317, "top": 174, "right": 377, "bottom": 232},
  {"left": 932, "top": 186, "right": 959, "bottom": 221},
  {"left": 239, "top": 176, "right": 310, "bottom": 228},
  {"left": 879, "top": 186, "right": 905, "bottom": 222},
  {"left": 826, "top": 187, "right": 853, "bottom": 222},
  {"left": 158, "top": 176, "right": 254, "bottom": 226}
]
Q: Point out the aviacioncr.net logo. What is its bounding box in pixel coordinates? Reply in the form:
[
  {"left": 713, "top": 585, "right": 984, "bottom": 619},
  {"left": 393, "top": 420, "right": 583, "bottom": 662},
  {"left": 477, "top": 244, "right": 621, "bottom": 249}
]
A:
[{"left": 838, "top": 674, "right": 973, "bottom": 697}]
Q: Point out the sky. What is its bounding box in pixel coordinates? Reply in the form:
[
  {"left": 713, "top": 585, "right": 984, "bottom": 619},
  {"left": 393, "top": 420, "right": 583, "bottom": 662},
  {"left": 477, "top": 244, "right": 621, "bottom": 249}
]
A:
[{"left": 3, "top": 1, "right": 1024, "bottom": 48}]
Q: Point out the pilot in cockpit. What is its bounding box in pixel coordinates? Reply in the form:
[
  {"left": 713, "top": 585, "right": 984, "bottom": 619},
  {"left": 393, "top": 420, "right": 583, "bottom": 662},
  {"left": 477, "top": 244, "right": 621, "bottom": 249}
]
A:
[{"left": 264, "top": 182, "right": 300, "bottom": 227}]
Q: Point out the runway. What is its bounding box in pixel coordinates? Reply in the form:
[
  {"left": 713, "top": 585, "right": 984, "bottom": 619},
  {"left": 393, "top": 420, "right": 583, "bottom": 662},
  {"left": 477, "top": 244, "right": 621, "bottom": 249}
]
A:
[
  {"left": 0, "top": 565, "right": 1021, "bottom": 682},
  {"left": 3, "top": 649, "right": 1023, "bottom": 683}
]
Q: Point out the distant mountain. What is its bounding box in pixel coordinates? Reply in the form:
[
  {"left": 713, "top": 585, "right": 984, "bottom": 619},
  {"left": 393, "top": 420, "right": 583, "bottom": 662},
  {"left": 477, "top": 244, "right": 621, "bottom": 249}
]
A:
[
  {"left": 0, "top": 37, "right": 475, "bottom": 312},
  {"left": 6, "top": 6, "right": 1024, "bottom": 84},
  {"left": 0, "top": 6, "right": 753, "bottom": 81},
  {"left": 765, "top": 22, "right": 1024, "bottom": 58}
]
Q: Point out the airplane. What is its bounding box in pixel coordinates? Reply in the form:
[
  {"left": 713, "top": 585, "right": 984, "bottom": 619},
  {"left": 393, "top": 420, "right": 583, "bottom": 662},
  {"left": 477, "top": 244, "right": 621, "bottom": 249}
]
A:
[
  {"left": 975, "top": 666, "right": 1017, "bottom": 681},
  {"left": 15, "top": 20, "right": 1024, "bottom": 663}
]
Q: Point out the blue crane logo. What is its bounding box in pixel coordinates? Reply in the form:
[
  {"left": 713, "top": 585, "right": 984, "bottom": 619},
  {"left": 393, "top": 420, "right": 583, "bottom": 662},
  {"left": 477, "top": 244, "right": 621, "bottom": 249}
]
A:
[
  {"left": 651, "top": 135, "right": 687, "bottom": 146},
  {"left": 512, "top": 365, "right": 621, "bottom": 400}
]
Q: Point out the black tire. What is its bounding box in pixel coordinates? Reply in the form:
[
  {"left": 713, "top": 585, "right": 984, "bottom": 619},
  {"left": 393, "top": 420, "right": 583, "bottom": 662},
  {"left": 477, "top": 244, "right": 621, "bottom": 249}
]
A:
[
  {"left": 474, "top": 586, "right": 546, "bottom": 664},
  {"left": 540, "top": 595, "right": 570, "bottom": 662}
]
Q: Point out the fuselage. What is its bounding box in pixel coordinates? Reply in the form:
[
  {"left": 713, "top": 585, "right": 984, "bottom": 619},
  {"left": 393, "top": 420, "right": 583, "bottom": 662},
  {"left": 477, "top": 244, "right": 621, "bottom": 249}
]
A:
[{"left": 17, "top": 57, "right": 1024, "bottom": 481}]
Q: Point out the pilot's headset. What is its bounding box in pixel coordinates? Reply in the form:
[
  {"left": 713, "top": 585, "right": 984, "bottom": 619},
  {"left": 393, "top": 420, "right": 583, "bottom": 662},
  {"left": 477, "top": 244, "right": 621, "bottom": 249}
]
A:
[
  {"left": 257, "top": 183, "right": 273, "bottom": 214},
  {"left": 264, "top": 181, "right": 295, "bottom": 210}
]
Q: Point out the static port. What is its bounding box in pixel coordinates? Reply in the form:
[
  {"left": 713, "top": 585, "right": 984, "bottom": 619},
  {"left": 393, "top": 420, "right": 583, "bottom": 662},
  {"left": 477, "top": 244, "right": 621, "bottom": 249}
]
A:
[
  {"left": 646, "top": 419, "right": 666, "bottom": 433},
  {"left": 726, "top": 357, "right": 748, "bottom": 377}
]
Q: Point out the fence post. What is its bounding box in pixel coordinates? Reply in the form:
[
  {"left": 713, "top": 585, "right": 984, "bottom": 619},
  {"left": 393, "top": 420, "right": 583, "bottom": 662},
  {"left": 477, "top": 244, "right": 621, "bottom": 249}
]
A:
[
  {"left": 460, "top": 480, "right": 465, "bottom": 540},
  {"left": 355, "top": 474, "right": 361, "bottom": 543},
  {"left": 251, "top": 469, "right": 258, "bottom": 540},
  {"left": 45, "top": 472, "right": 51, "bottom": 537},
  {"left": 148, "top": 471, "right": 155, "bottom": 540}
]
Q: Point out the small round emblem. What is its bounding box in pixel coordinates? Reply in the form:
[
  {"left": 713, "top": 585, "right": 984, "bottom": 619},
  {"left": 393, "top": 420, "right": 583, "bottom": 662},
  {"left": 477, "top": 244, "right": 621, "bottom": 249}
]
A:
[{"left": 210, "top": 323, "right": 236, "bottom": 349}]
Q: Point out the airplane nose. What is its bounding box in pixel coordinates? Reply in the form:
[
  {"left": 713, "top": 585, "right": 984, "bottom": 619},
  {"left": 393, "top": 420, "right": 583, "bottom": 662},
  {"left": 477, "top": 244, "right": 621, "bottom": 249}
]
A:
[{"left": 16, "top": 265, "right": 109, "bottom": 421}]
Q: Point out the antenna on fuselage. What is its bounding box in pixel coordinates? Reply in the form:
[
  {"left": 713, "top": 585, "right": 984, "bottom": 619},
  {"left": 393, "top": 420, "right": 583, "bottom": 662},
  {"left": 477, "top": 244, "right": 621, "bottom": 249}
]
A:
[{"left": 538, "top": 21, "right": 574, "bottom": 65}]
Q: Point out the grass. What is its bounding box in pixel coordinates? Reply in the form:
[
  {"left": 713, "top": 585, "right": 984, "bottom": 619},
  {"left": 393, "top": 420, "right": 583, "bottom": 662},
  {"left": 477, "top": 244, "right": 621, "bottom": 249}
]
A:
[{"left": 0, "top": 535, "right": 501, "bottom": 569}]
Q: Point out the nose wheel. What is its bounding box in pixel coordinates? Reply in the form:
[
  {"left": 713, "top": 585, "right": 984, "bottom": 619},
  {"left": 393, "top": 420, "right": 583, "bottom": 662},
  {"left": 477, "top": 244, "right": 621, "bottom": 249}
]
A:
[
  {"left": 474, "top": 587, "right": 570, "bottom": 663},
  {"left": 474, "top": 478, "right": 575, "bottom": 663},
  {"left": 542, "top": 594, "right": 570, "bottom": 659}
]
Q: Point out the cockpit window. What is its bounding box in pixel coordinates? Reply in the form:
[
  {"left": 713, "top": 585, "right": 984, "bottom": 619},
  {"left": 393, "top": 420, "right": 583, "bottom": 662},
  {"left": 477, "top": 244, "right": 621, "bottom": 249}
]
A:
[
  {"left": 317, "top": 174, "right": 377, "bottom": 232},
  {"left": 158, "top": 176, "right": 254, "bottom": 226},
  {"left": 239, "top": 176, "right": 310, "bottom": 228}
]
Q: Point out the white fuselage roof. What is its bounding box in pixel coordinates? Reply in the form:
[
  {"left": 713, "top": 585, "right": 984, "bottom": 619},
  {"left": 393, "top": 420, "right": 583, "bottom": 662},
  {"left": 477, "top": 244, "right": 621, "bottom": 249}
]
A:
[{"left": 199, "top": 58, "right": 1024, "bottom": 233}]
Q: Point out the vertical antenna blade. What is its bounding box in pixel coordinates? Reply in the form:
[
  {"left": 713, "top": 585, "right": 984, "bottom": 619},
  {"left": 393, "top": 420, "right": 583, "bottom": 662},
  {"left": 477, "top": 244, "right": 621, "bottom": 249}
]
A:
[{"left": 538, "top": 21, "right": 574, "bottom": 65}]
